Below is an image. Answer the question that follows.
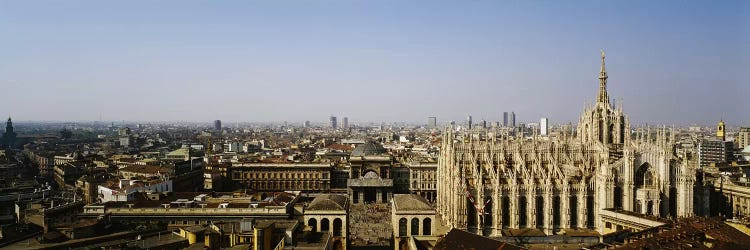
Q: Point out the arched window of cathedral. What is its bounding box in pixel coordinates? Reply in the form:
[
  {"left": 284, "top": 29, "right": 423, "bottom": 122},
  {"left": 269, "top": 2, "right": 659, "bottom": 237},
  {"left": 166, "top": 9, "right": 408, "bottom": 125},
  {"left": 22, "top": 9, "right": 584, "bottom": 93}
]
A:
[
  {"left": 584, "top": 124, "right": 589, "bottom": 141},
  {"left": 518, "top": 196, "right": 528, "bottom": 228},
  {"left": 536, "top": 196, "right": 544, "bottom": 228},
  {"left": 608, "top": 124, "right": 615, "bottom": 144},
  {"left": 620, "top": 121, "right": 626, "bottom": 143},
  {"left": 553, "top": 196, "right": 561, "bottom": 227},
  {"left": 644, "top": 171, "right": 654, "bottom": 187},
  {"left": 635, "top": 163, "right": 655, "bottom": 188},
  {"left": 569, "top": 195, "right": 578, "bottom": 228},
  {"left": 599, "top": 120, "right": 604, "bottom": 143},
  {"left": 502, "top": 196, "right": 510, "bottom": 228}
]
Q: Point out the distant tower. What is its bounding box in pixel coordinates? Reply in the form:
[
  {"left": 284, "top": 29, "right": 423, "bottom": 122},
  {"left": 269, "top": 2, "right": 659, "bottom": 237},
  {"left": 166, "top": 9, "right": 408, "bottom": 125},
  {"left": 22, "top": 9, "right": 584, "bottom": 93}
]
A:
[
  {"left": 540, "top": 117, "right": 549, "bottom": 136},
  {"left": 717, "top": 120, "right": 726, "bottom": 141},
  {"left": 304, "top": 121, "right": 311, "bottom": 128},
  {"left": 214, "top": 120, "right": 222, "bottom": 131},
  {"left": 503, "top": 112, "right": 509, "bottom": 127},
  {"left": 330, "top": 116, "right": 338, "bottom": 129},
  {"left": 467, "top": 116, "right": 473, "bottom": 129},
  {"left": 3, "top": 117, "right": 17, "bottom": 145},
  {"left": 481, "top": 120, "right": 487, "bottom": 129},
  {"left": 427, "top": 117, "right": 437, "bottom": 128},
  {"left": 343, "top": 117, "right": 349, "bottom": 129},
  {"left": 509, "top": 112, "right": 516, "bottom": 127}
]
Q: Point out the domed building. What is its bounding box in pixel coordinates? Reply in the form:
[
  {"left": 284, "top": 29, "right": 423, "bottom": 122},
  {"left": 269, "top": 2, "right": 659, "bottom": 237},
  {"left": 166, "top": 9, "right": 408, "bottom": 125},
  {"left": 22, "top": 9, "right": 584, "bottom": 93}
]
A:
[
  {"left": 347, "top": 142, "right": 395, "bottom": 204},
  {"left": 350, "top": 142, "right": 387, "bottom": 157}
]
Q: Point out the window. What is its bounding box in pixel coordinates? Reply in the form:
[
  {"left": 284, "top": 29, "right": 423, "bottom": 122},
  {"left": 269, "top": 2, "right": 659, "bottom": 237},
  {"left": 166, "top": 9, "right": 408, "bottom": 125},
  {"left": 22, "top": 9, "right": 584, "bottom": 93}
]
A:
[
  {"left": 423, "top": 218, "right": 432, "bottom": 235},
  {"left": 399, "top": 218, "right": 407, "bottom": 237},
  {"left": 411, "top": 218, "right": 419, "bottom": 235}
]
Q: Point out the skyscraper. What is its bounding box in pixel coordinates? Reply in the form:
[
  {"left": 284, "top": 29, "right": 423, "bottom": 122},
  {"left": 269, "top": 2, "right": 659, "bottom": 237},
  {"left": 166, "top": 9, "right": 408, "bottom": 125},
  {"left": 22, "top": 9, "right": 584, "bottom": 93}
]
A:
[
  {"left": 330, "top": 116, "right": 338, "bottom": 129},
  {"left": 213, "top": 120, "right": 222, "bottom": 131},
  {"left": 304, "top": 121, "right": 311, "bottom": 128},
  {"left": 540, "top": 117, "right": 549, "bottom": 136},
  {"left": 343, "top": 117, "right": 349, "bottom": 129},
  {"left": 467, "top": 116, "right": 473, "bottom": 129},
  {"left": 503, "top": 112, "right": 508, "bottom": 127},
  {"left": 427, "top": 117, "right": 437, "bottom": 128},
  {"left": 481, "top": 120, "right": 487, "bottom": 129},
  {"left": 509, "top": 112, "right": 516, "bottom": 127}
]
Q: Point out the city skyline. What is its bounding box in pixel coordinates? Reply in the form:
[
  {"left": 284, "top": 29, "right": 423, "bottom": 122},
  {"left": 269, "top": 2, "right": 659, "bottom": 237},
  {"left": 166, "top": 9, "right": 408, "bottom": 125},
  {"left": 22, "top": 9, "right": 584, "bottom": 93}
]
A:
[{"left": 1, "top": 1, "right": 747, "bottom": 125}]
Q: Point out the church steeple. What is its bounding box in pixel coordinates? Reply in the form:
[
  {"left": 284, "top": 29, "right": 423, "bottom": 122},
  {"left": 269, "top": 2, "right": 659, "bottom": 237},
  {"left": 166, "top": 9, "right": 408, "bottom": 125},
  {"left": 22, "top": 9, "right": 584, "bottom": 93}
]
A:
[{"left": 597, "top": 49, "right": 609, "bottom": 104}]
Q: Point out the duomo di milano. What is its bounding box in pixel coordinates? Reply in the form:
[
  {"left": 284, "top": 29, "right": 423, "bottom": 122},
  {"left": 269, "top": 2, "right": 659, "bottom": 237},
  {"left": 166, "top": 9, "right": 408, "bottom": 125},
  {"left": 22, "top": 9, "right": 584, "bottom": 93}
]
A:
[{"left": 437, "top": 51, "right": 696, "bottom": 236}]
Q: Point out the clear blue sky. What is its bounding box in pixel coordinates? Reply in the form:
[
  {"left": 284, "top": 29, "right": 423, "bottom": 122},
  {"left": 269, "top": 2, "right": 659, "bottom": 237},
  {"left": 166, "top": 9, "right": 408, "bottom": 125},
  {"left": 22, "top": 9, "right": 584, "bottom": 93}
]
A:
[{"left": 1, "top": 1, "right": 747, "bottom": 126}]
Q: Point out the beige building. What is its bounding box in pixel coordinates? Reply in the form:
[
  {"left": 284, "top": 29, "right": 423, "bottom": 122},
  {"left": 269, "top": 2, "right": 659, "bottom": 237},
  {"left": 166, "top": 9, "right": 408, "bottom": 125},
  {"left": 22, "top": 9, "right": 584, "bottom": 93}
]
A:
[
  {"left": 392, "top": 194, "right": 437, "bottom": 249},
  {"left": 231, "top": 163, "right": 331, "bottom": 192},
  {"left": 303, "top": 194, "right": 348, "bottom": 250},
  {"left": 737, "top": 127, "right": 750, "bottom": 150}
]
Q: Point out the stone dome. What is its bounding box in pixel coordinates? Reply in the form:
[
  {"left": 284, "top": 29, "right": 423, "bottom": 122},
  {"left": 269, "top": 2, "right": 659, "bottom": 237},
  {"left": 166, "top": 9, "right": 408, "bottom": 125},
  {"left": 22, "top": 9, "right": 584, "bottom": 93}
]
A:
[{"left": 350, "top": 142, "right": 387, "bottom": 157}]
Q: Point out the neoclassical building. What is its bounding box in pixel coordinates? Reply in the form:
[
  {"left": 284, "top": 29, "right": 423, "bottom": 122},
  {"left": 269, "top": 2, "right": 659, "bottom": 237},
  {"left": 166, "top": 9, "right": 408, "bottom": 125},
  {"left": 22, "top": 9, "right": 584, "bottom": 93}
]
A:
[{"left": 437, "top": 51, "right": 696, "bottom": 236}]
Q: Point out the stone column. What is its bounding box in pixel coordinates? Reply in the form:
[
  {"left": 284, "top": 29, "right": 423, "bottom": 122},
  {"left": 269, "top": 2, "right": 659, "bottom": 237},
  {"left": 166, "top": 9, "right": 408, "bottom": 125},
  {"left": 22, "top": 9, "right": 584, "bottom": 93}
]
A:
[
  {"left": 528, "top": 186, "right": 536, "bottom": 228},
  {"left": 561, "top": 185, "right": 570, "bottom": 230},
  {"left": 578, "top": 187, "right": 586, "bottom": 228},
  {"left": 544, "top": 188, "right": 553, "bottom": 235},
  {"left": 495, "top": 190, "right": 502, "bottom": 235},
  {"left": 510, "top": 186, "right": 518, "bottom": 228}
]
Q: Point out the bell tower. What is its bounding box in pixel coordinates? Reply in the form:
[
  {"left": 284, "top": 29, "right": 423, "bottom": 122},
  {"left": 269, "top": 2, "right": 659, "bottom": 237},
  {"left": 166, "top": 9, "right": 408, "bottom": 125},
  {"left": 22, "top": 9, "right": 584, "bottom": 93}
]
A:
[{"left": 717, "top": 120, "right": 726, "bottom": 141}]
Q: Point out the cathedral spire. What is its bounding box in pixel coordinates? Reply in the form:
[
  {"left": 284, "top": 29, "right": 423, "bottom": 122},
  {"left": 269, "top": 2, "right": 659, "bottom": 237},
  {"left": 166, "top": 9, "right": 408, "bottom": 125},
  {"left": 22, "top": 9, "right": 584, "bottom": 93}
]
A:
[{"left": 597, "top": 49, "right": 609, "bottom": 104}]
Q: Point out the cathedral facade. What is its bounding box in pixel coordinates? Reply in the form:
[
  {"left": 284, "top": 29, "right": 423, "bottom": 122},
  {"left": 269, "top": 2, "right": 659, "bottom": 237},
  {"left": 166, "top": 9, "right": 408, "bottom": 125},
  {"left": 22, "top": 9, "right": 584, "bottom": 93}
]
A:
[{"left": 436, "top": 52, "right": 696, "bottom": 236}]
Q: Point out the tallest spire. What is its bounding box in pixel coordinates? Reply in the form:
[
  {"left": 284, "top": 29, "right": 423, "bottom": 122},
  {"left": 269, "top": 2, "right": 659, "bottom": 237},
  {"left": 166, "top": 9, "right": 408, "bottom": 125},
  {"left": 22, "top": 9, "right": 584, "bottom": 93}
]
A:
[{"left": 597, "top": 49, "right": 609, "bottom": 104}]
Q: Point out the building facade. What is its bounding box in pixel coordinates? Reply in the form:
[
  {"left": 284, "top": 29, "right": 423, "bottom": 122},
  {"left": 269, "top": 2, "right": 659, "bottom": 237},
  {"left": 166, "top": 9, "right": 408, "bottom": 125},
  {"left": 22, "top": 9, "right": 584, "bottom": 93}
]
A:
[{"left": 436, "top": 52, "right": 696, "bottom": 236}]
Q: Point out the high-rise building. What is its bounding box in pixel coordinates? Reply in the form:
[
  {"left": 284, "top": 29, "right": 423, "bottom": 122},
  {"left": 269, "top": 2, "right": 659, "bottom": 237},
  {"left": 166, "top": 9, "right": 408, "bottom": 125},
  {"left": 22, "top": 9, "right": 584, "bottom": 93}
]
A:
[
  {"left": 330, "top": 116, "right": 338, "bottom": 129},
  {"left": 214, "top": 120, "right": 222, "bottom": 131},
  {"left": 737, "top": 127, "right": 750, "bottom": 150},
  {"left": 427, "top": 117, "right": 437, "bottom": 128},
  {"left": 481, "top": 120, "right": 487, "bottom": 129},
  {"left": 699, "top": 140, "right": 733, "bottom": 167},
  {"left": 343, "top": 117, "right": 349, "bottom": 129},
  {"left": 540, "top": 117, "right": 549, "bottom": 136},
  {"left": 304, "top": 121, "right": 311, "bottom": 128},
  {"left": 509, "top": 112, "right": 516, "bottom": 127},
  {"left": 467, "top": 116, "right": 473, "bottom": 129},
  {"left": 503, "top": 112, "right": 508, "bottom": 127}
]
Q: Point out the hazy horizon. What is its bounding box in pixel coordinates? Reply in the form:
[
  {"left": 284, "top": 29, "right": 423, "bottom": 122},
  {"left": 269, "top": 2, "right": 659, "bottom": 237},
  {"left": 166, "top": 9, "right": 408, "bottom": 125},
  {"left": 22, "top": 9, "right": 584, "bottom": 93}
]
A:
[{"left": 1, "top": 1, "right": 748, "bottom": 126}]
